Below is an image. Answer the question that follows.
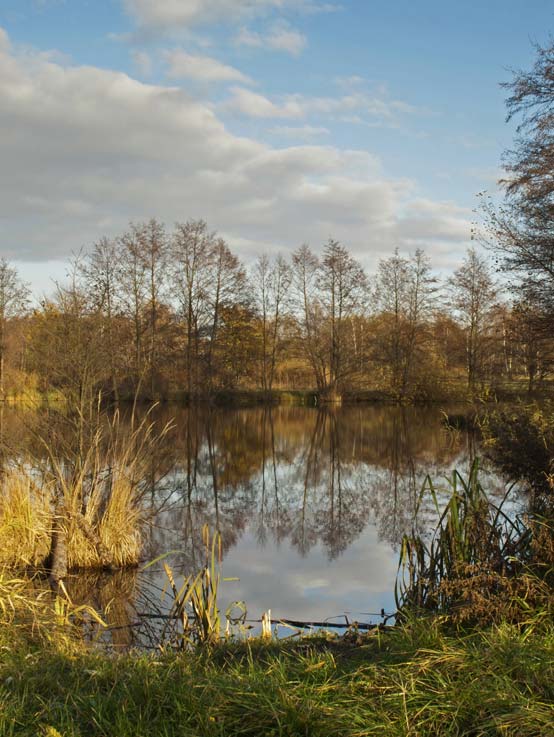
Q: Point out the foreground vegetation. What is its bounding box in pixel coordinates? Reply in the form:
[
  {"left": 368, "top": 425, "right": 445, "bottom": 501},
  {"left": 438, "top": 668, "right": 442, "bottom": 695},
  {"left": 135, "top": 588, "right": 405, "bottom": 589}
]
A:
[
  {"left": 3, "top": 436, "right": 554, "bottom": 735},
  {"left": 3, "top": 563, "right": 554, "bottom": 737},
  {"left": 0, "top": 404, "right": 170, "bottom": 577},
  {"left": 3, "top": 599, "right": 554, "bottom": 737}
]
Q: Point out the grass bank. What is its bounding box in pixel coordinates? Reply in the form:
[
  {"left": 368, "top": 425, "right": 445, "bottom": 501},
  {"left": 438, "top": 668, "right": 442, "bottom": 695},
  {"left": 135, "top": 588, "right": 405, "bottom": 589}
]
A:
[{"left": 3, "top": 615, "right": 554, "bottom": 736}]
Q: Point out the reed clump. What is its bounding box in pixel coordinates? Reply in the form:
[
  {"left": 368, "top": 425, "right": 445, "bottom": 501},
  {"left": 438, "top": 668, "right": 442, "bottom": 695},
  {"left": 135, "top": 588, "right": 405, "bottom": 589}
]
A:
[
  {"left": 0, "top": 468, "right": 53, "bottom": 568},
  {"left": 0, "top": 405, "right": 171, "bottom": 575},
  {"left": 396, "top": 459, "right": 554, "bottom": 626},
  {"left": 59, "top": 454, "right": 144, "bottom": 572}
]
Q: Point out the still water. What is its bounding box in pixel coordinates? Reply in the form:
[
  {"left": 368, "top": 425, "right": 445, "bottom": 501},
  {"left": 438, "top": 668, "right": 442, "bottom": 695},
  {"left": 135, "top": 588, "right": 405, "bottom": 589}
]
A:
[{"left": 4, "top": 403, "right": 509, "bottom": 646}]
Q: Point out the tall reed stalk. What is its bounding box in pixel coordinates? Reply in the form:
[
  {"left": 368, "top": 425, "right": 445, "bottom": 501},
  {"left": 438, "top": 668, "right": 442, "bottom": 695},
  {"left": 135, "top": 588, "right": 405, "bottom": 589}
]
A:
[
  {"left": 160, "top": 525, "right": 225, "bottom": 647},
  {"left": 395, "top": 460, "right": 537, "bottom": 624}
]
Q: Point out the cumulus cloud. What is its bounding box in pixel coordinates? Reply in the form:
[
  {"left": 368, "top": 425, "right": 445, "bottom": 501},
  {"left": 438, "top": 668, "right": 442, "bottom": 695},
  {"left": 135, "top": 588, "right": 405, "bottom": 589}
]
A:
[
  {"left": 132, "top": 50, "right": 153, "bottom": 76},
  {"left": 395, "top": 199, "right": 472, "bottom": 246},
  {"left": 225, "top": 87, "right": 304, "bottom": 117},
  {"left": 0, "top": 26, "right": 470, "bottom": 271},
  {"left": 164, "top": 49, "right": 253, "bottom": 84},
  {"left": 123, "top": 0, "right": 335, "bottom": 31},
  {"left": 225, "top": 86, "right": 418, "bottom": 128},
  {"left": 235, "top": 21, "right": 307, "bottom": 56},
  {"left": 0, "top": 27, "right": 9, "bottom": 52}
]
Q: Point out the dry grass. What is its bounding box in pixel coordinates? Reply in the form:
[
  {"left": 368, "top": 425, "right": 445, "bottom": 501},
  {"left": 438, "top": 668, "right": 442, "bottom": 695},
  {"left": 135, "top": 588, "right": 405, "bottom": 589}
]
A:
[
  {"left": 0, "top": 461, "right": 143, "bottom": 572},
  {"left": 0, "top": 468, "right": 52, "bottom": 569},
  {"left": 0, "top": 405, "right": 170, "bottom": 573},
  {"left": 62, "top": 469, "right": 143, "bottom": 571}
]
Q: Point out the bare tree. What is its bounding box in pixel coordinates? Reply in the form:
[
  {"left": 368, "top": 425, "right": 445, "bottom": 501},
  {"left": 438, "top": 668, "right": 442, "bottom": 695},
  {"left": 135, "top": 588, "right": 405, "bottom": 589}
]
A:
[
  {"left": 505, "top": 300, "right": 554, "bottom": 392},
  {"left": 171, "top": 220, "right": 216, "bottom": 397},
  {"left": 482, "top": 42, "right": 554, "bottom": 323},
  {"left": 502, "top": 42, "right": 554, "bottom": 217},
  {"left": 30, "top": 261, "right": 107, "bottom": 422},
  {"left": 118, "top": 226, "right": 148, "bottom": 390},
  {"left": 253, "top": 253, "right": 291, "bottom": 392},
  {"left": 205, "top": 238, "right": 247, "bottom": 391},
  {"left": 80, "top": 237, "right": 121, "bottom": 401},
  {"left": 448, "top": 248, "right": 497, "bottom": 390},
  {"left": 374, "top": 249, "right": 436, "bottom": 398},
  {"left": 0, "top": 259, "right": 29, "bottom": 400},
  {"left": 135, "top": 219, "right": 168, "bottom": 398},
  {"left": 291, "top": 244, "right": 326, "bottom": 392},
  {"left": 318, "top": 240, "right": 366, "bottom": 399}
]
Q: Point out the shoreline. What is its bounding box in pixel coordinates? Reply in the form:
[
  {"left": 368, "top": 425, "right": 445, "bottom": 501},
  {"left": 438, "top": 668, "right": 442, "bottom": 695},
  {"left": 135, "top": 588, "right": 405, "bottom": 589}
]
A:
[{"left": 1, "top": 383, "right": 552, "bottom": 408}]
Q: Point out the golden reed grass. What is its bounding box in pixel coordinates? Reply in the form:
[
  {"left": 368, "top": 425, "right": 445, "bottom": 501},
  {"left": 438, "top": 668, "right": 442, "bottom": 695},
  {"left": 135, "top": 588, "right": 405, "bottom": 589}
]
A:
[
  {"left": 0, "top": 469, "right": 52, "bottom": 568},
  {"left": 0, "top": 406, "right": 170, "bottom": 573},
  {"left": 0, "top": 464, "right": 143, "bottom": 571}
]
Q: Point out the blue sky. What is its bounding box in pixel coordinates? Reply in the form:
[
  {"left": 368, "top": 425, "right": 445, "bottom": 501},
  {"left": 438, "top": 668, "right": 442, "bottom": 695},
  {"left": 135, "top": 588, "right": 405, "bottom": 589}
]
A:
[{"left": 1, "top": 0, "right": 553, "bottom": 292}]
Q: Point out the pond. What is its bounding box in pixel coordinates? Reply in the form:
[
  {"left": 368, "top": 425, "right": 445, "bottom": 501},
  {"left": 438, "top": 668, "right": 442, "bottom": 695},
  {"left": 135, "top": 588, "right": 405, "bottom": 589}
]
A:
[{"left": 1, "top": 403, "right": 511, "bottom": 648}]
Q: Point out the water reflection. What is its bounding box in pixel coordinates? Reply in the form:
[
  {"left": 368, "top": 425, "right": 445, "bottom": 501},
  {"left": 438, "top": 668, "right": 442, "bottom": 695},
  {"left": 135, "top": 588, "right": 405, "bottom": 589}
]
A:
[
  {"left": 2, "top": 403, "right": 502, "bottom": 645},
  {"left": 149, "top": 404, "right": 476, "bottom": 561}
]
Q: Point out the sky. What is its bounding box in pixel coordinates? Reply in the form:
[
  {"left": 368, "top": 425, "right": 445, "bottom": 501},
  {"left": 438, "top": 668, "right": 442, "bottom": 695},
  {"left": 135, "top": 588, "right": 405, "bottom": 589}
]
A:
[{"left": 1, "top": 0, "right": 554, "bottom": 294}]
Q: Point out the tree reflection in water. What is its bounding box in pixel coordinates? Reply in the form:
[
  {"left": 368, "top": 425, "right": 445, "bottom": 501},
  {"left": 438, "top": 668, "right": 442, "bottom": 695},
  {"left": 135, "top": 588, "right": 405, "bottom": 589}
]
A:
[
  {"left": 144, "top": 403, "right": 480, "bottom": 563},
  {"left": 2, "top": 403, "right": 500, "bottom": 646}
]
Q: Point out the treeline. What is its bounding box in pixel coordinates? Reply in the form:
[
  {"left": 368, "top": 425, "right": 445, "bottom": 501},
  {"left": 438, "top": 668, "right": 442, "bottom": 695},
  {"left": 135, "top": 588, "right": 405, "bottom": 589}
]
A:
[
  {"left": 5, "top": 40, "right": 554, "bottom": 404},
  {"left": 1, "top": 224, "right": 551, "bottom": 404}
]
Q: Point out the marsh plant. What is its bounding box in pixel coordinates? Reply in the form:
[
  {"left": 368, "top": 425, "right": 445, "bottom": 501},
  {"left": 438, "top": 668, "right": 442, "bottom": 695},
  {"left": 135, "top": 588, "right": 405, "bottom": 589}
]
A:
[
  {"left": 0, "top": 468, "right": 52, "bottom": 569},
  {"left": 154, "top": 525, "right": 248, "bottom": 648},
  {"left": 0, "top": 402, "right": 172, "bottom": 578},
  {"left": 0, "top": 567, "right": 106, "bottom": 653},
  {"left": 396, "top": 460, "right": 554, "bottom": 625},
  {"left": 482, "top": 402, "right": 554, "bottom": 495}
]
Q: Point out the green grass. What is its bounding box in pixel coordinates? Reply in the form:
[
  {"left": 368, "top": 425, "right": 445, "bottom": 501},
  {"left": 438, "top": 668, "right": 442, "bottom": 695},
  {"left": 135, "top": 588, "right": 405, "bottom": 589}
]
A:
[{"left": 3, "top": 617, "right": 554, "bottom": 736}]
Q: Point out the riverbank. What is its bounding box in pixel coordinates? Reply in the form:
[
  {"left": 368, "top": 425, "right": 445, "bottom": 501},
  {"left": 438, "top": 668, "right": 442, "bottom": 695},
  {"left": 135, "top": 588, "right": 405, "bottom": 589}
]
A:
[
  {"left": 3, "top": 615, "right": 554, "bottom": 736},
  {"left": 2, "top": 379, "right": 553, "bottom": 407}
]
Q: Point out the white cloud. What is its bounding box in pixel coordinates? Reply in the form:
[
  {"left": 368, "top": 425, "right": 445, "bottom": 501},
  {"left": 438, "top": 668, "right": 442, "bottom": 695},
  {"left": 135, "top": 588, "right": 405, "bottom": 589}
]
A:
[
  {"left": 304, "top": 92, "right": 417, "bottom": 121},
  {"left": 225, "top": 87, "right": 304, "bottom": 117},
  {"left": 225, "top": 86, "right": 418, "bottom": 127},
  {"left": 164, "top": 49, "right": 253, "bottom": 84},
  {"left": 395, "top": 199, "right": 472, "bottom": 246},
  {"left": 236, "top": 21, "right": 307, "bottom": 56},
  {"left": 334, "top": 75, "right": 365, "bottom": 90},
  {"left": 0, "top": 27, "right": 9, "bottom": 53},
  {"left": 0, "top": 26, "right": 470, "bottom": 274},
  {"left": 123, "top": 0, "right": 334, "bottom": 31},
  {"left": 269, "top": 125, "right": 330, "bottom": 139}
]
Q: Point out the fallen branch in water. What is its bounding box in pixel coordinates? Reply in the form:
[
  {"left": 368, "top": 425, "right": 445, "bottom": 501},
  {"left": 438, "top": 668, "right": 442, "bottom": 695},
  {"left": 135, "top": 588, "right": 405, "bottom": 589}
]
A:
[{"left": 134, "top": 611, "right": 395, "bottom": 630}]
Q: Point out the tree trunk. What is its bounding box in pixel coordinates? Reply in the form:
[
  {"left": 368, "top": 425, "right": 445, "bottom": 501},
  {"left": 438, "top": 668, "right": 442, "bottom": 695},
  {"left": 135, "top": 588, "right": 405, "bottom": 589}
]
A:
[{"left": 48, "top": 505, "right": 68, "bottom": 583}]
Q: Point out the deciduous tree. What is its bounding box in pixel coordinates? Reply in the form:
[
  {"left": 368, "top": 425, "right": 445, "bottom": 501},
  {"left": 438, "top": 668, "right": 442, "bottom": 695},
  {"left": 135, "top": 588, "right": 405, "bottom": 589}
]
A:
[{"left": 0, "top": 259, "right": 29, "bottom": 400}]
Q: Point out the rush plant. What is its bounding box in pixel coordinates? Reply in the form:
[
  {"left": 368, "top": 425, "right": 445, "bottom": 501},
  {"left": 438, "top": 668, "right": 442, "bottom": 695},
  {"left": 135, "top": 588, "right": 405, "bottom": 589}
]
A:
[{"left": 395, "top": 460, "right": 541, "bottom": 624}]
